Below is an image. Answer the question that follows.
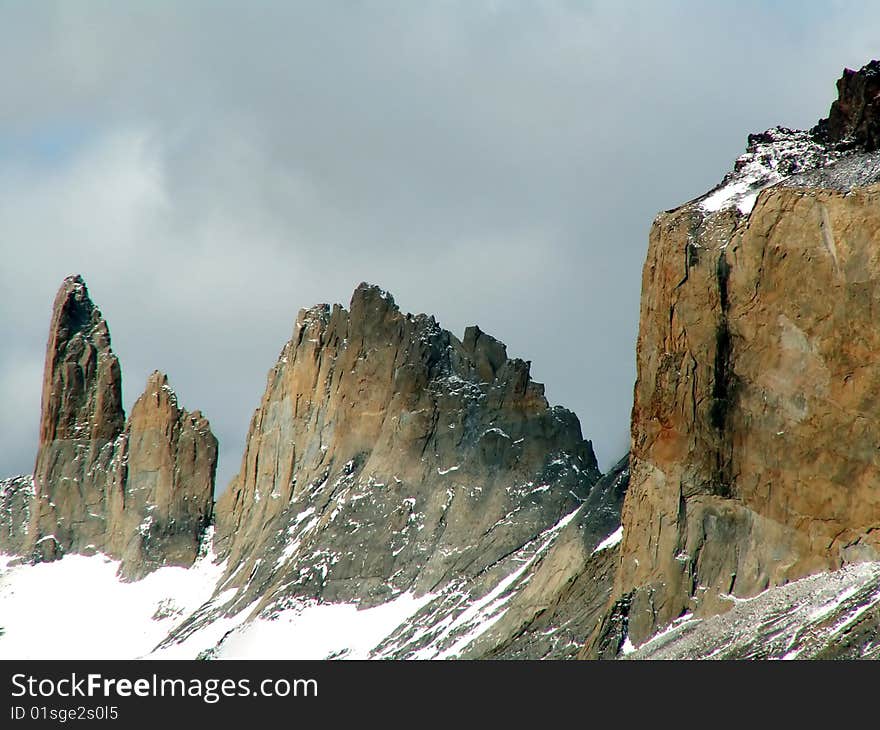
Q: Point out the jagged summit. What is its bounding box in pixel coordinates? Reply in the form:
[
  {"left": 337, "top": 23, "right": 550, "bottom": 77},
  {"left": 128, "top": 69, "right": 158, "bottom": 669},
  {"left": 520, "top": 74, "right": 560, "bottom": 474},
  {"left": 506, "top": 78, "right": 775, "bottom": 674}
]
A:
[
  {"left": 353, "top": 280, "right": 395, "bottom": 303},
  {"left": 1, "top": 276, "right": 622, "bottom": 659},
  {"left": 142, "top": 280, "right": 611, "bottom": 657}
]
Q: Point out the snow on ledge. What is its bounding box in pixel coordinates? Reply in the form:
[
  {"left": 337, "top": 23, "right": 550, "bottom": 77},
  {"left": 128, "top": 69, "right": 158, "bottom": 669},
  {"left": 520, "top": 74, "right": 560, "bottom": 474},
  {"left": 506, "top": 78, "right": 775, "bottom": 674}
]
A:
[
  {"left": 593, "top": 526, "right": 623, "bottom": 554},
  {"left": 699, "top": 127, "right": 842, "bottom": 217}
]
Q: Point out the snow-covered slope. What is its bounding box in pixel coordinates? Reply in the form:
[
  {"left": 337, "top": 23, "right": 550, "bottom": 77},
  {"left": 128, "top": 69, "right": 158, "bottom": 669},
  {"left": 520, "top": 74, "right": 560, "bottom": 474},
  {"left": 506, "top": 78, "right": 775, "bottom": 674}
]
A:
[
  {"left": 0, "top": 494, "right": 620, "bottom": 660},
  {"left": 625, "top": 562, "right": 880, "bottom": 660},
  {"left": 157, "top": 510, "right": 577, "bottom": 661},
  {"left": 0, "top": 528, "right": 224, "bottom": 660}
]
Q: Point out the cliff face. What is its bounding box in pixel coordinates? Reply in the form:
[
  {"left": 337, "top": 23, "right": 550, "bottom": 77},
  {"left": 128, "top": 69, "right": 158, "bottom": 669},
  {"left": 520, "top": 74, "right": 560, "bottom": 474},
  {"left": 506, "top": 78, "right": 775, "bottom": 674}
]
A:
[
  {"left": 22, "top": 276, "right": 217, "bottom": 578},
  {"left": 589, "top": 61, "right": 880, "bottom": 654}
]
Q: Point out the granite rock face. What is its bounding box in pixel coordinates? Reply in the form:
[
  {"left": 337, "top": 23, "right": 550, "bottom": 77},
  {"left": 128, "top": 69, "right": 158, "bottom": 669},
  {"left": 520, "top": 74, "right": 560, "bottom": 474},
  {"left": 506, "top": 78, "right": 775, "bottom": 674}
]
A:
[
  {"left": 28, "top": 275, "right": 126, "bottom": 561},
  {"left": 159, "top": 282, "right": 608, "bottom": 654},
  {"left": 115, "top": 371, "right": 217, "bottom": 579},
  {"left": 21, "top": 276, "right": 216, "bottom": 577},
  {"left": 587, "top": 60, "right": 880, "bottom": 655},
  {"left": 5, "top": 275, "right": 624, "bottom": 658},
  {"left": 213, "top": 284, "right": 600, "bottom": 605}
]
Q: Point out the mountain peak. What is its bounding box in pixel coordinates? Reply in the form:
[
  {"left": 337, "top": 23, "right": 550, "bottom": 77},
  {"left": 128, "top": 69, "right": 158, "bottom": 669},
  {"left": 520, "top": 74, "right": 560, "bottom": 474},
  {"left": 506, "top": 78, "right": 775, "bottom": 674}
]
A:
[
  {"left": 352, "top": 281, "right": 396, "bottom": 306},
  {"left": 39, "top": 275, "right": 123, "bottom": 447}
]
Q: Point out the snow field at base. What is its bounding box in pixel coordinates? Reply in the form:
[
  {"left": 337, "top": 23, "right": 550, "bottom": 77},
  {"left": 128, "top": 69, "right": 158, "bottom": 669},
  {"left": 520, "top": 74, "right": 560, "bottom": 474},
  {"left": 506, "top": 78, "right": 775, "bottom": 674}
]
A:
[
  {"left": 0, "top": 503, "right": 601, "bottom": 660},
  {"left": 198, "top": 505, "right": 583, "bottom": 660},
  {"left": 213, "top": 592, "right": 434, "bottom": 660},
  {"left": 5, "top": 514, "right": 877, "bottom": 660},
  {"left": 0, "top": 529, "right": 225, "bottom": 660}
]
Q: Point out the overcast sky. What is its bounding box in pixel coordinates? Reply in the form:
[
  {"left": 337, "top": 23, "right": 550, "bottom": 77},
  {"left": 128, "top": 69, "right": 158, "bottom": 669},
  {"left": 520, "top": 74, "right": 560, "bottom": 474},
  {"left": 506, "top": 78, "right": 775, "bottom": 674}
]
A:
[{"left": 0, "top": 2, "right": 877, "bottom": 490}]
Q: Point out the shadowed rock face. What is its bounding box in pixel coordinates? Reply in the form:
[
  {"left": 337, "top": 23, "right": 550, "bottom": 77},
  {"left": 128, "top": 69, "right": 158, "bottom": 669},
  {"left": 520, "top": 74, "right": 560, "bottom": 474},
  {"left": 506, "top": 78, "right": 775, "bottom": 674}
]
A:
[
  {"left": 0, "top": 477, "right": 34, "bottom": 555},
  {"left": 818, "top": 59, "right": 880, "bottom": 151},
  {"left": 473, "top": 455, "right": 630, "bottom": 660},
  {"left": 22, "top": 276, "right": 216, "bottom": 577},
  {"left": 211, "top": 283, "right": 601, "bottom": 616},
  {"left": 587, "top": 61, "right": 880, "bottom": 656}
]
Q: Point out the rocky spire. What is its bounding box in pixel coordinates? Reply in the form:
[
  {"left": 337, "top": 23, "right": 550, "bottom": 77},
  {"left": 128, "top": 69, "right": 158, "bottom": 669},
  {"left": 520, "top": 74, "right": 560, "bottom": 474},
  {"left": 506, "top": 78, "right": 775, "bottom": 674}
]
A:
[
  {"left": 37, "top": 275, "right": 125, "bottom": 446},
  {"left": 24, "top": 276, "right": 217, "bottom": 577},
  {"left": 29, "top": 275, "right": 126, "bottom": 561}
]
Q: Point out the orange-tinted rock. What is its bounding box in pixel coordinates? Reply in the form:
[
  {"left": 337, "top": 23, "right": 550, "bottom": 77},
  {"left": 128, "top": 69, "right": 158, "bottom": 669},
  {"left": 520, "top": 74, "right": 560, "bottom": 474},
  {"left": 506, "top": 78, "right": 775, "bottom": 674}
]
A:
[
  {"left": 24, "top": 277, "right": 216, "bottom": 577},
  {"left": 28, "top": 275, "right": 125, "bottom": 561},
  {"left": 112, "top": 372, "right": 217, "bottom": 578},
  {"left": 589, "top": 62, "right": 880, "bottom": 655}
]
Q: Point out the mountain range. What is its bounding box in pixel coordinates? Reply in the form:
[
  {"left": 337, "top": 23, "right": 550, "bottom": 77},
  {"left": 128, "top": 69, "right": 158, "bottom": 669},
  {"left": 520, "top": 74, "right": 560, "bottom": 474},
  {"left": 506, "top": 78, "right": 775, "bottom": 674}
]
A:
[{"left": 2, "top": 60, "right": 880, "bottom": 660}]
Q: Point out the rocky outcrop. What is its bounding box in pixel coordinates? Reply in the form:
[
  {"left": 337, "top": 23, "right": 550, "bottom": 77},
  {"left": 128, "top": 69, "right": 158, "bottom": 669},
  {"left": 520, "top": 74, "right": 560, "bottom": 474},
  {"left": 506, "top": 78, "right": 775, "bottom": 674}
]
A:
[
  {"left": 587, "top": 61, "right": 880, "bottom": 655},
  {"left": 114, "top": 371, "right": 217, "bottom": 578},
  {"left": 19, "top": 276, "right": 216, "bottom": 577},
  {"left": 0, "top": 476, "right": 34, "bottom": 556},
  {"left": 158, "top": 283, "right": 607, "bottom": 655},
  {"left": 817, "top": 59, "right": 880, "bottom": 151}
]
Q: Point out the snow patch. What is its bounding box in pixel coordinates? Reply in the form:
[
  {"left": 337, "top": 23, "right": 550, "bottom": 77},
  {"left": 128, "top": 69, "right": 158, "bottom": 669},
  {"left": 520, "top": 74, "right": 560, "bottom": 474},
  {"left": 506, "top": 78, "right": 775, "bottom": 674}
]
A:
[
  {"left": 593, "top": 526, "right": 623, "bottom": 554},
  {"left": 214, "top": 592, "right": 433, "bottom": 660},
  {"left": 0, "top": 534, "right": 226, "bottom": 659}
]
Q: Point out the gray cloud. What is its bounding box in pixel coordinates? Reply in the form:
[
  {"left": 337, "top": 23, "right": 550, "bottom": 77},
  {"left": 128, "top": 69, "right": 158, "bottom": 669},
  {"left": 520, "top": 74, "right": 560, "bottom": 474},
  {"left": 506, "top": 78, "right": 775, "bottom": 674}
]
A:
[{"left": 1, "top": 1, "right": 878, "bottom": 487}]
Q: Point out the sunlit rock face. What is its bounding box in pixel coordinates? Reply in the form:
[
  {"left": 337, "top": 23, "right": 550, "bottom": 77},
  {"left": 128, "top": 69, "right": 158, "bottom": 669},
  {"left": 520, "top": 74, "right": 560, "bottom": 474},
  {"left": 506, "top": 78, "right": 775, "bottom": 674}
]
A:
[
  {"left": 212, "top": 283, "right": 601, "bottom": 615},
  {"left": 587, "top": 60, "right": 880, "bottom": 656}
]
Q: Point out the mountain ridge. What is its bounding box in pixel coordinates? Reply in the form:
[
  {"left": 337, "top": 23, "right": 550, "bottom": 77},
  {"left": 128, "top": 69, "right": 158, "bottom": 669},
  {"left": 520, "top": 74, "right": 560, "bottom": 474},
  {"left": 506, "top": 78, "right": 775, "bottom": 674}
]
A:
[
  {"left": 5, "top": 60, "right": 880, "bottom": 661},
  {"left": 0, "top": 274, "right": 625, "bottom": 659}
]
